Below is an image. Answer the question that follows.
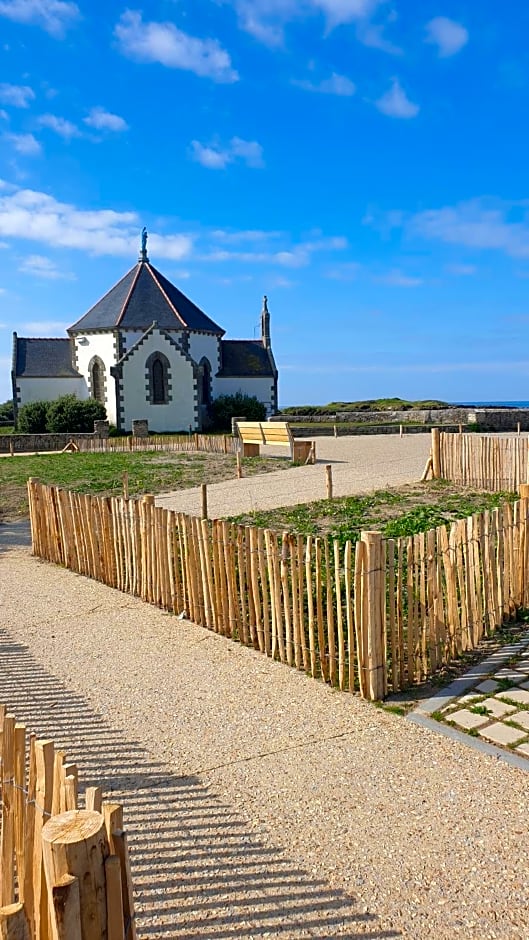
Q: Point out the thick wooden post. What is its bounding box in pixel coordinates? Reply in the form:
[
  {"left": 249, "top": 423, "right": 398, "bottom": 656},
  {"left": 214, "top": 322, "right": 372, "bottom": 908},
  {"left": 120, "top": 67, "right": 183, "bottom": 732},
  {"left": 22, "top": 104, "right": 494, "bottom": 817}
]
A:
[
  {"left": 325, "top": 465, "right": 333, "bottom": 500},
  {"left": 201, "top": 484, "right": 208, "bottom": 520},
  {"left": 0, "top": 903, "right": 30, "bottom": 939},
  {"left": 42, "top": 810, "right": 110, "bottom": 940},
  {"left": 236, "top": 453, "right": 242, "bottom": 479},
  {"left": 359, "top": 531, "right": 387, "bottom": 701},
  {"left": 431, "top": 428, "right": 441, "bottom": 479},
  {"left": 122, "top": 472, "right": 129, "bottom": 500}
]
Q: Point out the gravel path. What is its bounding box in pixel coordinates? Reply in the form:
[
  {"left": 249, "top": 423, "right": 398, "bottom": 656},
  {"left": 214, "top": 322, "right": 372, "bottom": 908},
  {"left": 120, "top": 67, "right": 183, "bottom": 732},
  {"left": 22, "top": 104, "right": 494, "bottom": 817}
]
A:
[
  {"left": 156, "top": 434, "right": 431, "bottom": 517},
  {"left": 1, "top": 434, "right": 528, "bottom": 938}
]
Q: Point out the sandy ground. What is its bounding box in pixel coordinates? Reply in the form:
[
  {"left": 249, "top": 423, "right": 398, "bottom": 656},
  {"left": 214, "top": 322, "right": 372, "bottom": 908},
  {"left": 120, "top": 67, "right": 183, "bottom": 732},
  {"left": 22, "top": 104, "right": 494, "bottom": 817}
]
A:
[
  {"left": 156, "top": 434, "right": 431, "bottom": 517},
  {"left": 1, "top": 434, "right": 528, "bottom": 939}
]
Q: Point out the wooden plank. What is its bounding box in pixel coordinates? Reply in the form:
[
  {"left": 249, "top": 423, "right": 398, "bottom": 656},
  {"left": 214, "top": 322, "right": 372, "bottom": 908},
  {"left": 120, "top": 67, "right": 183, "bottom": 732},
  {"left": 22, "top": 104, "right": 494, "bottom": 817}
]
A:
[
  {"left": 315, "top": 539, "right": 327, "bottom": 681},
  {"left": 51, "top": 875, "right": 81, "bottom": 940},
  {"left": 249, "top": 526, "right": 264, "bottom": 652},
  {"left": 34, "top": 739, "right": 54, "bottom": 940},
  {"left": 105, "top": 857, "right": 125, "bottom": 940},
  {"left": 257, "top": 528, "right": 271, "bottom": 656},
  {"left": 305, "top": 537, "right": 317, "bottom": 677},
  {"left": 13, "top": 724, "right": 26, "bottom": 907},
  {"left": 280, "top": 534, "right": 293, "bottom": 666},
  {"left": 1, "top": 715, "right": 16, "bottom": 907},
  {"left": 0, "top": 903, "right": 30, "bottom": 940},
  {"left": 334, "top": 540, "right": 345, "bottom": 690},
  {"left": 23, "top": 735, "right": 36, "bottom": 937},
  {"left": 297, "top": 535, "right": 310, "bottom": 672},
  {"left": 325, "top": 540, "right": 336, "bottom": 686},
  {"left": 387, "top": 539, "right": 398, "bottom": 692}
]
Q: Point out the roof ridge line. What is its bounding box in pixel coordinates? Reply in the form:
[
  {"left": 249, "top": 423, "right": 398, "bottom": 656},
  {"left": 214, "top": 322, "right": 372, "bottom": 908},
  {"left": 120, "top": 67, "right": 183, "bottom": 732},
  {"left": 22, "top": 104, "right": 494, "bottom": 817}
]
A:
[
  {"left": 146, "top": 264, "right": 188, "bottom": 328},
  {"left": 115, "top": 262, "right": 143, "bottom": 327}
]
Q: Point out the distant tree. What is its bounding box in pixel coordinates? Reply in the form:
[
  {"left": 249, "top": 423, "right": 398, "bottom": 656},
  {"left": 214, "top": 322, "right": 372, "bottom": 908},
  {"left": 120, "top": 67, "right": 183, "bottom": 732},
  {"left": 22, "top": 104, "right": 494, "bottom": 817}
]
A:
[
  {"left": 210, "top": 392, "right": 266, "bottom": 431},
  {"left": 0, "top": 400, "right": 14, "bottom": 422},
  {"left": 46, "top": 395, "right": 106, "bottom": 433},
  {"left": 17, "top": 400, "right": 49, "bottom": 433}
]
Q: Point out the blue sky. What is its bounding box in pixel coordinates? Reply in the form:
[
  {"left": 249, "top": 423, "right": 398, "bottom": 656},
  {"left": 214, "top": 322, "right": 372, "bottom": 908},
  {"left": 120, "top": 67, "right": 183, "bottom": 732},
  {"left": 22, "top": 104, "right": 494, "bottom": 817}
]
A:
[{"left": 1, "top": 1, "right": 529, "bottom": 406}]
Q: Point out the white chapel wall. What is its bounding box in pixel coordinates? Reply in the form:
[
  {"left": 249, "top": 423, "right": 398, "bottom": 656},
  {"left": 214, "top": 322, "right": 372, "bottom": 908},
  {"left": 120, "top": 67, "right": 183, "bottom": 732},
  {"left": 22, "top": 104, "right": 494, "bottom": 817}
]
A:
[
  {"left": 17, "top": 377, "right": 88, "bottom": 406},
  {"left": 120, "top": 331, "right": 197, "bottom": 432},
  {"left": 189, "top": 333, "right": 220, "bottom": 372},
  {"left": 214, "top": 376, "right": 275, "bottom": 415}
]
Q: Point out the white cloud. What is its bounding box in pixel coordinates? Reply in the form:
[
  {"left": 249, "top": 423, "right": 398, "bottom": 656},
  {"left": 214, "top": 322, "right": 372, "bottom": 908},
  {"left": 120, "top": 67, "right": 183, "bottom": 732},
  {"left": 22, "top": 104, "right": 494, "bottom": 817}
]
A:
[
  {"left": 0, "top": 83, "right": 35, "bottom": 108},
  {"left": 19, "top": 254, "right": 75, "bottom": 279},
  {"left": 84, "top": 107, "right": 128, "bottom": 132},
  {"left": 204, "top": 234, "right": 346, "bottom": 267},
  {"left": 230, "top": 0, "right": 384, "bottom": 46},
  {"left": 5, "top": 132, "right": 41, "bottom": 154},
  {"left": 0, "top": 184, "right": 193, "bottom": 259},
  {"left": 325, "top": 261, "right": 360, "bottom": 280},
  {"left": 212, "top": 229, "right": 284, "bottom": 243},
  {"left": 191, "top": 137, "right": 264, "bottom": 169},
  {"left": 375, "top": 79, "right": 419, "bottom": 118},
  {"left": 39, "top": 113, "right": 81, "bottom": 139},
  {"left": 409, "top": 199, "right": 529, "bottom": 259},
  {"left": 425, "top": 17, "right": 468, "bottom": 58},
  {"left": 294, "top": 72, "right": 356, "bottom": 96},
  {"left": 378, "top": 269, "right": 423, "bottom": 287},
  {"left": 0, "top": 0, "right": 80, "bottom": 37},
  {"left": 114, "top": 10, "right": 238, "bottom": 83}
]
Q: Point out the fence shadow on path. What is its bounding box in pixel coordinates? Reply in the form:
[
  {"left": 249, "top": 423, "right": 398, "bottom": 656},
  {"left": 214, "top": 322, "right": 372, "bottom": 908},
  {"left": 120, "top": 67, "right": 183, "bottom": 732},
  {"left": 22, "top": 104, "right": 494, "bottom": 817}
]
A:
[{"left": 0, "top": 626, "right": 401, "bottom": 939}]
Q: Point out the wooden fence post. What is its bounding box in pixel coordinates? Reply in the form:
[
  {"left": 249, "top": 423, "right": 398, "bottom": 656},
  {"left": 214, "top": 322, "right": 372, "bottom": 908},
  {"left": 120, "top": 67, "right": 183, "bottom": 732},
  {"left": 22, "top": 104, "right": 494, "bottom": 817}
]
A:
[
  {"left": 236, "top": 453, "right": 242, "bottom": 479},
  {"left": 359, "top": 531, "right": 387, "bottom": 701},
  {"left": 201, "top": 484, "right": 208, "bottom": 520},
  {"left": 431, "top": 428, "right": 441, "bottom": 479},
  {"left": 0, "top": 903, "right": 30, "bottom": 939},
  {"left": 325, "top": 465, "right": 333, "bottom": 500},
  {"left": 122, "top": 472, "right": 129, "bottom": 500},
  {"left": 42, "top": 810, "right": 111, "bottom": 940}
]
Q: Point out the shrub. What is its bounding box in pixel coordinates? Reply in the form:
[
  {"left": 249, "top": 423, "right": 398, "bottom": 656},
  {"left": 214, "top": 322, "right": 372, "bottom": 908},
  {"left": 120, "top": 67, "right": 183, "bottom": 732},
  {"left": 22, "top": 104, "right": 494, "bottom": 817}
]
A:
[
  {"left": 210, "top": 392, "right": 266, "bottom": 431},
  {"left": 17, "top": 400, "right": 49, "bottom": 433},
  {"left": 17, "top": 396, "right": 106, "bottom": 433},
  {"left": 46, "top": 395, "right": 106, "bottom": 433},
  {"left": 0, "top": 400, "right": 14, "bottom": 422}
]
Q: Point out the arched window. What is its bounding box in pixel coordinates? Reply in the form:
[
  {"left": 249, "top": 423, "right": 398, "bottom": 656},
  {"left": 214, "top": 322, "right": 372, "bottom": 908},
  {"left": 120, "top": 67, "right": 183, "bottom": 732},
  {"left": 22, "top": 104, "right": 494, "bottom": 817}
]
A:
[
  {"left": 146, "top": 352, "right": 170, "bottom": 405},
  {"left": 200, "top": 358, "right": 211, "bottom": 407},
  {"left": 89, "top": 357, "right": 105, "bottom": 403}
]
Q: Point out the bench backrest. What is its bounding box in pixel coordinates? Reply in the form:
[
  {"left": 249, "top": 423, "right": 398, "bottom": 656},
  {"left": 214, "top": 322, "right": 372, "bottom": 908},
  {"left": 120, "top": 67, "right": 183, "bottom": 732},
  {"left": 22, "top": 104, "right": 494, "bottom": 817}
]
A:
[{"left": 237, "top": 421, "right": 293, "bottom": 448}]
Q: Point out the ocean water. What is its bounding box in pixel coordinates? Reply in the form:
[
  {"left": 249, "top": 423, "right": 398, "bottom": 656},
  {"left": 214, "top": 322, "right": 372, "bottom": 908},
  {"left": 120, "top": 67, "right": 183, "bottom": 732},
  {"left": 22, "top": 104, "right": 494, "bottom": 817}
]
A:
[{"left": 456, "top": 401, "right": 529, "bottom": 408}]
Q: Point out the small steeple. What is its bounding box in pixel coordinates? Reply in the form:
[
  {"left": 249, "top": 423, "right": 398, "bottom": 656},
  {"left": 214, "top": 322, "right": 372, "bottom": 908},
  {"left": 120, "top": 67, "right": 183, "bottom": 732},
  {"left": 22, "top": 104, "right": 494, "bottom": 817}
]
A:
[
  {"left": 139, "top": 226, "right": 149, "bottom": 263},
  {"left": 261, "top": 294, "right": 270, "bottom": 349}
]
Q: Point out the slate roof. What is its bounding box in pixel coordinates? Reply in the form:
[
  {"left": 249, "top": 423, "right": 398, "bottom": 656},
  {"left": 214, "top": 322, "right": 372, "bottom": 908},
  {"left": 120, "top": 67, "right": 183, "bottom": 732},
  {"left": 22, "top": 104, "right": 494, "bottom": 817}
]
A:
[
  {"left": 68, "top": 261, "right": 224, "bottom": 335},
  {"left": 218, "top": 340, "right": 275, "bottom": 377},
  {"left": 14, "top": 338, "right": 81, "bottom": 378}
]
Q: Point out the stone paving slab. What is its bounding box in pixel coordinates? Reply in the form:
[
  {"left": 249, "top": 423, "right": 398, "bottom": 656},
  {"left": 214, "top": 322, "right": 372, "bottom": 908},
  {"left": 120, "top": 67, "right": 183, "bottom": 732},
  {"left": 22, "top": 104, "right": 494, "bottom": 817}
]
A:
[
  {"left": 411, "top": 633, "right": 529, "bottom": 768},
  {"left": 448, "top": 708, "right": 489, "bottom": 730},
  {"left": 479, "top": 722, "right": 528, "bottom": 747}
]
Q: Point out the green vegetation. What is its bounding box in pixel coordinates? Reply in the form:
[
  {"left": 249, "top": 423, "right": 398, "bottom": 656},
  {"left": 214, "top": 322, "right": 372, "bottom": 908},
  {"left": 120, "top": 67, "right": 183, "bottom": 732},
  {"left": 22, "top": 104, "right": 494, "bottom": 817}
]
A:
[
  {"left": 0, "top": 400, "right": 14, "bottom": 424},
  {"left": 0, "top": 450, "right": 287, "bottom": 522},
  {"left": 210, "top": 392, "right": 266, "bottom": 431},
  {"left": 228, "top": 481, "right": 516, "bottom": 548},
  {"left": 17, "top": 395, "right": 106, "bottom": 433},
  {"left": 281, "top": 398, "right": 449, "bottom": 416}
]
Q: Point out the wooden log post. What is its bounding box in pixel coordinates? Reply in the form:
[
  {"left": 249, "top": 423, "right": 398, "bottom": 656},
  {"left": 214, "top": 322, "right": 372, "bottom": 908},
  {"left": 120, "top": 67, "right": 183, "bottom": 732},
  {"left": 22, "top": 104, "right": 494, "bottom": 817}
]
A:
[
  {"left": 9, "top": 439, "right": 14, "bottom": 457},
  {"left": 359, "top": 531, "right": 387, "bottom": 701},
  {"left": 201, "top": 483, "right": 208, "bottom": 520},
  {"left": 236, "top": 453, "right": 242, "bottom": 479},
  {"left": 399, "top": 424, "right": 403, "bottom": 438},
  {"left": 0, "top": 903, "right": 30, "bottom": 940},
  {"left": 122, "top": 472, "right": 129, "bottom": 500},
  {"left": 431, "top": 428, "right": 441, "bottom": 479},
  {"left": 518, "top": 421, "right": 521, "bottom": 436},
  {"left": 42, "top": 810, "right": 110, "bottom": 940},
  {"left": 51, "top": 876, "right": 81, "bottom": 940},
  {"left": 325, "top": 465, "right": 333, "bottom": 500}
]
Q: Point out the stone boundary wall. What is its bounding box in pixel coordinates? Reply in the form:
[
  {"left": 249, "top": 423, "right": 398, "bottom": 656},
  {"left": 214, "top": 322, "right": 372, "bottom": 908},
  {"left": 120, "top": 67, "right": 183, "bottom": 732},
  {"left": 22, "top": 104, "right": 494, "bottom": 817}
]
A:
[
  {"left": 275, "top": 408, "right": 529, "bottom": 430},
  {"left": 0, "top": 432, "right": 96, "bottom": 454}
]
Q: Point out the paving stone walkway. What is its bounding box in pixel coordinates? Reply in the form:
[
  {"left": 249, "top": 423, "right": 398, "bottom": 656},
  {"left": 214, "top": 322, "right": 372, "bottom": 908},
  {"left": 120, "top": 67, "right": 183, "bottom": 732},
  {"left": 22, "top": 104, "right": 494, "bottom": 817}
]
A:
[{"left": 439, "top": 642, "right": 529, "bottom": 758}]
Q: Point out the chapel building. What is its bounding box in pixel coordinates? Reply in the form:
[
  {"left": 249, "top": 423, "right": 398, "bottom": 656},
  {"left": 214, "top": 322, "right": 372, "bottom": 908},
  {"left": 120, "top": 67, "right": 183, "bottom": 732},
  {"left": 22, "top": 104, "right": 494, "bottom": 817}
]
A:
[{"left": 11, "top": 235, "right": 278, "bottom": 432}]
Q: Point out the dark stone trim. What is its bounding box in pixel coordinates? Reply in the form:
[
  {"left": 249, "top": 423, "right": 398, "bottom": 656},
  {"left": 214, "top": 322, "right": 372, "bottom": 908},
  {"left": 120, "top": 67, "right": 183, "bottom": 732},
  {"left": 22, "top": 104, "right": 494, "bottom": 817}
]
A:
[{"left": 11, "top": 332, "right": 18, "bottom": 428}]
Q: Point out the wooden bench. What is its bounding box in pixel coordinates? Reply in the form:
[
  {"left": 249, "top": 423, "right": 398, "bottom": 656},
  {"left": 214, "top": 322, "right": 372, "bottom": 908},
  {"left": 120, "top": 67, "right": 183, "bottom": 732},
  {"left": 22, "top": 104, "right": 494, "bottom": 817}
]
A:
[{"left": 236, "top": 421, "right": 316, "bottom": 463}]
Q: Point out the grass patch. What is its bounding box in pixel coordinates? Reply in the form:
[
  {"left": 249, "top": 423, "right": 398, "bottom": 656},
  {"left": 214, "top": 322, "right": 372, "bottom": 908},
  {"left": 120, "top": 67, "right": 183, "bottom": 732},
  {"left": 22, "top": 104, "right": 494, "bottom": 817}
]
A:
[
  {"left": 0, "top": 450, "right": 289, "bottom": 522},
  {"left": 373, "top": 701, "right": 408, "bottom": 717},
  {"left": 469, "top": 704, "right": 490, "bottom": 716},
  {"left": 228, "top": 480, "right": 516, "bottom": 547}
]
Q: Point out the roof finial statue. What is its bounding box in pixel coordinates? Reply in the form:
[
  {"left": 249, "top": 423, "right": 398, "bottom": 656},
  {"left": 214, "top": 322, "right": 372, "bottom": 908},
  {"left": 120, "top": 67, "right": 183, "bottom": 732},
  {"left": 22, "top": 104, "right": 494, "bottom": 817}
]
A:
[{"left": 140, "top": 226, "right": 149, "bottom": 262}]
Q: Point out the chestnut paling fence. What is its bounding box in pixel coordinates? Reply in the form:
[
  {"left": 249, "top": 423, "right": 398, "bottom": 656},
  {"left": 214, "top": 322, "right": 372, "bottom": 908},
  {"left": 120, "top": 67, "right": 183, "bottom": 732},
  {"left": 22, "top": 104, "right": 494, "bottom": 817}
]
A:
[
  {"left": 77, "top": 433, "right": 237, "bottom": 455},
  {"left": 27, "top": 481, "right": 529, "bottom": 702},
  {"left": 434, "top": 430, "right": 529, "bottom": 492},
  {"left": 0, "top": 705, "right": 135, "bottom": 940}
]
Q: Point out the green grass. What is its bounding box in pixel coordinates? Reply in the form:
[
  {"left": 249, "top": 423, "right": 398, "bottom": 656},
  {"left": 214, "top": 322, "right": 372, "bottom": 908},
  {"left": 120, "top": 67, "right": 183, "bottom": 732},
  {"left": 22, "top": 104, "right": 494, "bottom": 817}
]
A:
[
  {"left": 281, "top": 398, "right": 449, "bottom": 415},
  {"left": 0, "top": 450, "right": 288, "bottom": 521},
  {"left": 228, "top": 481, "right": 517, "bottom": 548}
]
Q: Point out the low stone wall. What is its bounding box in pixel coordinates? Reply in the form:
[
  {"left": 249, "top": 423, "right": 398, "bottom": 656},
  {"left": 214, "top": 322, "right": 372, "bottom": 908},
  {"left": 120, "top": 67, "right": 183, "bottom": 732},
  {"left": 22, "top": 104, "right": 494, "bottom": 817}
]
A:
[
  {"left": 276, "top": 408, "right": 529, "bottom": 431},
  {"left": 0, "top": 432, "right": 96, "bottom": 454}
]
